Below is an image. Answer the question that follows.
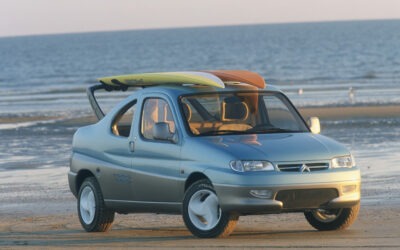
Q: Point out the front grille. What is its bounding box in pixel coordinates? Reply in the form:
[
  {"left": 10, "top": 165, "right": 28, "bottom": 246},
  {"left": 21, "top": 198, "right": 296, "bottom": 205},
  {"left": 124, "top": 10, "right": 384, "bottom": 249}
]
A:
[
  {"left": 277, "top": 162, "right": 329, "bottom": 172},
  {"left": 275, "top": 189, "right": 338, "bottom": 209}
]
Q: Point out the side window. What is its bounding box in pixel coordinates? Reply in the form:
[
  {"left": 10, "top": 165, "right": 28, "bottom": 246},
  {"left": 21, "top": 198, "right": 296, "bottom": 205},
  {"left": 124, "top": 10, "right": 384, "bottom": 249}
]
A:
[
  {"left": 141, "top": 98, "right": 176, "bottom": 140},
  {"left": 111, "top": 101, "right": 136, "bottom": 137}
]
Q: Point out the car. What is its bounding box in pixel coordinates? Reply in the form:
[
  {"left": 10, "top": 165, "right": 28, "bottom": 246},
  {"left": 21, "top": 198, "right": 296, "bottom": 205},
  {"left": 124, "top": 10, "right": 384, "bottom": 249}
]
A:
[{"left": 68, "top": 70, "right": 360, "bottom": 238}]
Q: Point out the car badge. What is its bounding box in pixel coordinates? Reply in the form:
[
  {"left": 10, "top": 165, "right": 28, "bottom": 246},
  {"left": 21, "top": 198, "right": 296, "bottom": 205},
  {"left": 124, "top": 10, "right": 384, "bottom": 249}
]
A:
[{"left": 300, "top": 164, "right": 311, "bottom": 173}]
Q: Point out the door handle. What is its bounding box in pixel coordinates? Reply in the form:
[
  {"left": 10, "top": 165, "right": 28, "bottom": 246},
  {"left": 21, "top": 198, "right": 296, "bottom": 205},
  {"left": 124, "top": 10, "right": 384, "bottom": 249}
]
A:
[{"left": 129, "top": 141, "right": 135, "bottom": 152}]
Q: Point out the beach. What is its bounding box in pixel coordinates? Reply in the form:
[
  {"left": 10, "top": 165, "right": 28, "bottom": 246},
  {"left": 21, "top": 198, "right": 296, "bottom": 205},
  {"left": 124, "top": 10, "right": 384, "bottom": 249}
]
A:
[
  {"left": 1, "top": 104, "right": 399, "bottom": 248},
  {"left": 1, "top": 20, "right": 400, "bottom": 248},
  {"left": 1, "top": 166, "right": 399, "bottom": 249},
  {"left": 0, "top": 206, "right": 399, "bottom": 249}
]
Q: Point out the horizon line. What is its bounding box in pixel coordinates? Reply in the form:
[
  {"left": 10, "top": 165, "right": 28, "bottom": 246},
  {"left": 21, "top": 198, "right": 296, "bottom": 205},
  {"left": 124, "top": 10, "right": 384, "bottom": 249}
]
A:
[{"left": 1, "top": 18, "right": 399, "bottom": 39}]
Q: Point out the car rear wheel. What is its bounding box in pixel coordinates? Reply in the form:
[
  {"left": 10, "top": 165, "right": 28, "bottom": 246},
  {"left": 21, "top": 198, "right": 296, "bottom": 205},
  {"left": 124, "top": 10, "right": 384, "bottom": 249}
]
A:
[
  {"left": 78, "top": 177, "right": 115, "bottom": 232},
  {"left": 304, "top": 203, "right": 360, "bottom": 231},
  {"left": 182, "top": 179, "right": 238, "bottom": 238}
]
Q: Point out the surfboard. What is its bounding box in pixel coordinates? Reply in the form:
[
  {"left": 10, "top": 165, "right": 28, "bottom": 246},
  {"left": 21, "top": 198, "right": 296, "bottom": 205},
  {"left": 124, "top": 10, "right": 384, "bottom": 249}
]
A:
[
  {"left": 98, "top": 71, "right": 225, "bottom": 89},
  {"left": 202, "top": 70, "right": 266, "bottom": 89}
]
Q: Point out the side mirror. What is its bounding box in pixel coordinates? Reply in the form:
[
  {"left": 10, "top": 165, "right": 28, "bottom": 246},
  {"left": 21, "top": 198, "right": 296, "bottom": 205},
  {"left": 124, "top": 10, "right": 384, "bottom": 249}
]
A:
[
  {"left": 153, "top": 122, "right": 178, "bottom": 143},
  {"left": 308, "top": 117, "right": 321, "bottom": 134}
]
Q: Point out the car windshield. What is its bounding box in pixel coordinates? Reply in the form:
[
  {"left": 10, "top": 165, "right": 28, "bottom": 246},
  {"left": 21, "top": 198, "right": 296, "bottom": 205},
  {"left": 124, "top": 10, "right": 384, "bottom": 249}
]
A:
[{"left": 180, "top": 91, "right": 309, "bottom": 136}]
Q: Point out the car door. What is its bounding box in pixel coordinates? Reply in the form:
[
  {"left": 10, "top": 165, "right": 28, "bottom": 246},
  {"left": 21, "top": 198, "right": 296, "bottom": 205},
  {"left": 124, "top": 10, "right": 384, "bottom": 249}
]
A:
[
  {"left": 99, "top": 99, "right": 138, "bottom": 201},
  {"left": 131, "top": 95, "right": 182, "bottom": 203}
]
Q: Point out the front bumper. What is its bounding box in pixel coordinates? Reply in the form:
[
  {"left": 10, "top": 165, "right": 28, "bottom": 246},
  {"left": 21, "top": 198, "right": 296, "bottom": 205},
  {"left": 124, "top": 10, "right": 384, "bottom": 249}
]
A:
[{"left": 209, "top": 168, "right": 361, "bottom": 215}]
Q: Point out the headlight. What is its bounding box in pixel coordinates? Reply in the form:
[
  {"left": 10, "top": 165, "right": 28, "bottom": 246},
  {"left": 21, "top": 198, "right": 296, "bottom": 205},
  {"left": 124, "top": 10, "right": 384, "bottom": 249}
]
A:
[
  {"left": 230, "top": 160, "right": 275, "bottom": 172},
  {"left": 331, "top": 155, "right": 355, "bottom": 168}
]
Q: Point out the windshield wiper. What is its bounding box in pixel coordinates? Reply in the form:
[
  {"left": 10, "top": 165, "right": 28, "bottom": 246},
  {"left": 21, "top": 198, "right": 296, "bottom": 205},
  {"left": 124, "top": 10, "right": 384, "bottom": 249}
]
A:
[
  {"left": 247, "top": 125, "right": 298, "bottom": 134},
  {"left": 257, "top": 127, "right": 296, "bottom": 133},
  {"left": 199, "top": 130, "right": 249, "bottom": 136}
]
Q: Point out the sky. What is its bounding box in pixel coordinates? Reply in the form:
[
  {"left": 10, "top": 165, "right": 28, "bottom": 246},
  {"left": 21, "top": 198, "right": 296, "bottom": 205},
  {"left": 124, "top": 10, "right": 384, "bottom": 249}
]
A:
[{"left": 1, "top": 0, "right": 400, "bottom": 37}]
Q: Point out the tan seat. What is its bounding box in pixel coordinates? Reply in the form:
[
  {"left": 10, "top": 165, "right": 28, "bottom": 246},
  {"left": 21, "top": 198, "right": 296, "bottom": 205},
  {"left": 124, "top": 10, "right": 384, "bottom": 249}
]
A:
[{"left": 218, "top": 123, "right": 252, "bottom": 131}]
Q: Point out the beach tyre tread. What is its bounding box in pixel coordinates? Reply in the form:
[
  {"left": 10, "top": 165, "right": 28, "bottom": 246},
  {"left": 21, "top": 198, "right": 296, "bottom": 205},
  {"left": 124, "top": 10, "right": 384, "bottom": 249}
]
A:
[
  {"left": 182, "top": 179, "right": 238, "bottom": 238},
  {"left": 78, "top": 177, "right": 115, "bottom": 232},
  {"left": 304, "top": 203, "right": 360, "bottom": 231}
]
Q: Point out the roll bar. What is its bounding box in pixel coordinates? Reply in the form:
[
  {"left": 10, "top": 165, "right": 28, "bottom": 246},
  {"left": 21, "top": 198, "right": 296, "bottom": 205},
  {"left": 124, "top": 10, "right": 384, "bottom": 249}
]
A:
[
  {"left": 86, "top": 85, "right": 106, "bottom": 120},
  {"left": 86, "top": 84, "right": 131, "bottom": 120}
]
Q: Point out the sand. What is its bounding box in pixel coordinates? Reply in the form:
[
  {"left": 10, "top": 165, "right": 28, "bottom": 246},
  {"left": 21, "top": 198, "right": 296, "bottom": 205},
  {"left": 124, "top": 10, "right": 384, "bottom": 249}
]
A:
[
  {"left": 1, "top": 167, "right": 399, "bottom": 249},
  {"left": 299, "top": 105, "right": 400, "bottom": 120},
  {"left": 1, "top": 206, "right": 399, "bottom": 249}
]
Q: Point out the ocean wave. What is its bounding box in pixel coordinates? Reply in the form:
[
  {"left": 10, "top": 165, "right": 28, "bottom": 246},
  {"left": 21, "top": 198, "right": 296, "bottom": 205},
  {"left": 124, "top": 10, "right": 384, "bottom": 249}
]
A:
[
  {"left": 361, "top": 71, "right": 377, "bottom": 79},
  {"left": 323, "top": 117, "right": 400, "bottom": 126},
  {"left": 83, "top": 79, "right": 99, "bottom": 84},
  {"left": 0, "top": 119, "right": 63, "bottom": 130},
  {"left": 273, "top": 74, "right": 383, "bottom": 84}
]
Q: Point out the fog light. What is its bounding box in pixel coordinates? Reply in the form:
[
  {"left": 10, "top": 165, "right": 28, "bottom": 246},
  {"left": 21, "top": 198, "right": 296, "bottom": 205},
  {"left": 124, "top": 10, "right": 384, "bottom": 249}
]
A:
[
  {"left": 342, "top": 185, "right": 357, "bottom": 193},
  {"left": 250, "top": 189, "right": 273, "bottom": 199}
]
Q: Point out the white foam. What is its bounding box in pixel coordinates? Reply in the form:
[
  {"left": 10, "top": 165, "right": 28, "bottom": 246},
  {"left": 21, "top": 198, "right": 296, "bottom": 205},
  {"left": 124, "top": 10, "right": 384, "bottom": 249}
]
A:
[{"left": 0, "top": 118, "right": 62, "bottom": 130}]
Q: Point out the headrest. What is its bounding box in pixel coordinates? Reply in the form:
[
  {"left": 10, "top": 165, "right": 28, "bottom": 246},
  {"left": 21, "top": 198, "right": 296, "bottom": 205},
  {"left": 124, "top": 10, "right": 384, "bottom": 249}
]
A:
[
  {"left": 182, "top": 103, "right": 192, "bottom": 121},
  {"left": 221, "top": 97, "right": 249, "bottom": 121}
]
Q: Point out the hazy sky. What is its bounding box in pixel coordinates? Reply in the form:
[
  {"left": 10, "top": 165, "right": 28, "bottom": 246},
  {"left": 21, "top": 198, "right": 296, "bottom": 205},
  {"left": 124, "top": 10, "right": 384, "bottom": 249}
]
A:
[{"left": 1, "top": 0, "right": 400, "bottom": 37}]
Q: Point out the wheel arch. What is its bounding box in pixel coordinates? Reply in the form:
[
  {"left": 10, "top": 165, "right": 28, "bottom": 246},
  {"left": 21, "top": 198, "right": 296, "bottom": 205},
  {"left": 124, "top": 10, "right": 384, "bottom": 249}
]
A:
[
  {"left": 185, "top": 172, "right": 212, "bottom": 191},
  {"left": 76, "top": 169, "right": 96, "bottom": 194}
]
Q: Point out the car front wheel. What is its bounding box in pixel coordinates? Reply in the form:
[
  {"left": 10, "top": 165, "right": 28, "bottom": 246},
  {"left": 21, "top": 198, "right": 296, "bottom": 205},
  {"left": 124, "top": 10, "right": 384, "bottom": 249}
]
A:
[
  {"left": 304, "top": 203, "right": 360, "bottom": 231},
  {"left": 182, "top": 179, "right": 238, "bottom": 238},
  {"left": 78, "top": 177, "right": 115, "bottom": 232}
]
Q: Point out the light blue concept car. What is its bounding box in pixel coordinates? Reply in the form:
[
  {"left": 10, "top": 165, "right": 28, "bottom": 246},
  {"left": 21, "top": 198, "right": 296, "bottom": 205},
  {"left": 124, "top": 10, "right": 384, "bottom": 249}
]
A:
[{"left": 68, "top": 70, "right": 360, "bottom": 238}]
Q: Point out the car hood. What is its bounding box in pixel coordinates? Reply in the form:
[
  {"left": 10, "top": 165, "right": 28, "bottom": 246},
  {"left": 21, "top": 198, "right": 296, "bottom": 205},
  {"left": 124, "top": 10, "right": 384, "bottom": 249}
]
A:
[{"left": 196, "top": 133, "right": 349, "bottom": 162}]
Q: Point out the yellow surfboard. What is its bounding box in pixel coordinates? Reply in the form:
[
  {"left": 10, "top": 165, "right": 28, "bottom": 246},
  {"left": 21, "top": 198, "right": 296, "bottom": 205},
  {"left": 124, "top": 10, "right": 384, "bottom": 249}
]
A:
[{"left": 98, "top": 71, "right": 225, "bottom": 88}]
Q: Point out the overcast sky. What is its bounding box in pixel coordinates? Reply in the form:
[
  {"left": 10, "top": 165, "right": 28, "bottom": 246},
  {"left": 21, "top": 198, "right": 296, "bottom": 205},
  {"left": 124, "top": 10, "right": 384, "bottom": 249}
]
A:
[{"left": 1, "top": 0, "right": 400, "bottom": 37}]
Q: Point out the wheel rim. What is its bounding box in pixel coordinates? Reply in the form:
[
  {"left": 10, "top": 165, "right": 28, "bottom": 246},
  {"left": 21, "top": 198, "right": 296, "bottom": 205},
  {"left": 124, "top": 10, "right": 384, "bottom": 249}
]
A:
[
  {"left": 188, "top": 189, "right": 221, "bottom": 231},
  {"left": 312, "top": 208, "right": 342, "bottom": 223},
  {"left": 80, "top": 186, "right": 96, "bottom": 224}
]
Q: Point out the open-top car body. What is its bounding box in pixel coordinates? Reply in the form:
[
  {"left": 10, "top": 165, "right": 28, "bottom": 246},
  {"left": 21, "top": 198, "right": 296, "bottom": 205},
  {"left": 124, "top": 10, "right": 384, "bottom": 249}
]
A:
[{"left": 68, "top": 70, "right": 360, "bottom": 238}]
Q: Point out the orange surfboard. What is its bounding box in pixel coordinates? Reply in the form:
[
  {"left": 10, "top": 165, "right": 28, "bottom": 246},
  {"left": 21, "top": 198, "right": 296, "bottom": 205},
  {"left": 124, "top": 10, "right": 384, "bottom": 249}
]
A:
[{"left": 203, "top": 70, "right": 266, "bottom": 89}]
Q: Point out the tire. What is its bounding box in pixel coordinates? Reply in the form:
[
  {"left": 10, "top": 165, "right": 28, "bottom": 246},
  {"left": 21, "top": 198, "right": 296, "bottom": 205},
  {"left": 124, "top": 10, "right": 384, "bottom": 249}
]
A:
[
  {"left": 182, "top": 179, "right": 238, "bottom": 238},
  {"left": 304, "top": 203, "right": 360, "bottom": 231},
  {"left": 77, "top": 177, "right": 115, "bottom": 232}
]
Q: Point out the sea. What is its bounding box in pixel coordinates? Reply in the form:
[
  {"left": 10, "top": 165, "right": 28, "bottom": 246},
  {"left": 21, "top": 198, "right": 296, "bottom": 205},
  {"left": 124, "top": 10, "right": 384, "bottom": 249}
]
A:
[
  {"left": 0, "top": 20, "right": 399, "bottom": 204},
  {"left": 1, "top": 20, "right": 400, "bottom": 117}
]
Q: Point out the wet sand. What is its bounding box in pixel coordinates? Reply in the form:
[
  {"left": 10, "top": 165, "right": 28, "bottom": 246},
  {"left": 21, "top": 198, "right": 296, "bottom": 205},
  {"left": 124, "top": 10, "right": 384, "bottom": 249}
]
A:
[{"left": 299, "top": 105, "right": 400, "bottom": 120}]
